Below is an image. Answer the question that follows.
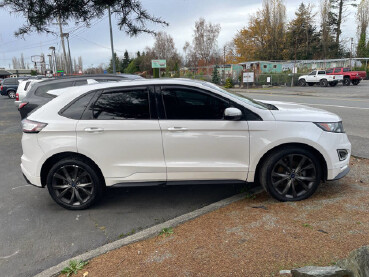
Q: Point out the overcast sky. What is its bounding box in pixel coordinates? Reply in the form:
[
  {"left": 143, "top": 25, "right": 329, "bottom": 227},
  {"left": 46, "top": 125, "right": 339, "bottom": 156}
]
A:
[{"left": 0, "top": 0, "right": 357, "bottom": 69}]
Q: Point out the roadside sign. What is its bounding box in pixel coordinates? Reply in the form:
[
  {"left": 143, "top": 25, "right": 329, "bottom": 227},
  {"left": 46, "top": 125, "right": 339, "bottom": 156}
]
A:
[
  {"left": 57, "top": 70, "right": 64, "bottom": 73},
  {"left": 243, "top": 72, "right": 254, "bottom": 83},
  {"left": 152, "top": 59, "right": 166, "bottom": 68},
  {"left": 103, "top": 70, "right": 107, "bottom": 74}
]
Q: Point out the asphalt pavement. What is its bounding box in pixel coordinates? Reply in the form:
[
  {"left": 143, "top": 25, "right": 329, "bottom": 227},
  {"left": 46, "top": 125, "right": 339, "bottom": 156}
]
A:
[{"left": 1, "top": 81, "right": 368, "bottom": 277}]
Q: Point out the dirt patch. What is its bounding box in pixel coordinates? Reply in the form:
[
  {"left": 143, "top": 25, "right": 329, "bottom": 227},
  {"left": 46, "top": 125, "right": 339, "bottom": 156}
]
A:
[{"left": 61, "top": 157, "right": 369, "bottom": 277}]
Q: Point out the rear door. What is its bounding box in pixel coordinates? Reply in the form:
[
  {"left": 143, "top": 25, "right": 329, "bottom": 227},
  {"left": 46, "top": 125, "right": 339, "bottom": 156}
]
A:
[
  {"left": 157, "top": 85, "right": 250, "bottom": 182},
  {"left": 75, "top": 86, "right": 166, "bottom": 186}
]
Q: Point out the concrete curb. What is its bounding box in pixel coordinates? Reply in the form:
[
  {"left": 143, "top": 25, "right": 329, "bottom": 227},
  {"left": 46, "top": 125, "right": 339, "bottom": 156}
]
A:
[{"left": 34, "top": 187, "right": 264, "bottom": 277}]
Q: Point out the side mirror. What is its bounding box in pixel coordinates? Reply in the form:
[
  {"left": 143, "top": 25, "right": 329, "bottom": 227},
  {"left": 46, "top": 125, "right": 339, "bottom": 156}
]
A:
[{"left": 224, "top": 107, "right": 242, "bottom": 121}]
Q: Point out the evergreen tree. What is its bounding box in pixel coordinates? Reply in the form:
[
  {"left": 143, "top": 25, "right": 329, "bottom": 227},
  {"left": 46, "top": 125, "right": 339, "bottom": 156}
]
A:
[
  {"left": 107, "top": 52, "right": 120, "bottom": 73},
  {"left": 224, "top": 77, "right": 234, "bottom": 88},
  {"left": 212, "top": 65, "right": 220, "bottom": 84},
  {"left": 121, "top": 50, "right": 131, "bottom": 72}
]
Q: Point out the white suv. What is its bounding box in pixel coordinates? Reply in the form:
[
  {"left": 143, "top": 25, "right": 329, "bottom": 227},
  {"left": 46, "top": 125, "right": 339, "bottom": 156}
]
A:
[{"left": 21, "top": 79, "right": 351, "bottom": 209}]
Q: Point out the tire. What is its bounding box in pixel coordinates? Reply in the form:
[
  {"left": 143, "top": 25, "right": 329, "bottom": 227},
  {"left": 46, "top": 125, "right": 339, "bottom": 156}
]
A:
[
  {"left": 46, "top": 157, "right": 104, "bottom": 210},
  {"left": 343, "top": 78, "right": 351, "bottom": 86},
  {"left": 352, "top": 79, "right": 360, "bottom": 85},
  {"left": 307, "top": 82, "right": 314, "bottom": 86},
  {"left": 260, "top": 147, "right": 322, "bottom": 202},
  {"left": 320, "top": 79, "right": 328, "bottom": 87},
  {"left": 298, "top": 79, "right": 306, "bottom": 87},
  {"left": 329, "top": 81, "right": 338, "bottom": 87},
  {"left": 8, "top": 90, "right": 16, "bottom": 99}
]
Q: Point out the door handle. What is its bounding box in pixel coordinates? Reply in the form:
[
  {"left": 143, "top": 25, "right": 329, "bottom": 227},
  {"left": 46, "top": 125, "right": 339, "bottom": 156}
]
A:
[
  {"left": 168, "top": 127, "right": 187, "bottom": 132},
  {"left": 84, "top": 127, "right": 104, "bottom": 133}
]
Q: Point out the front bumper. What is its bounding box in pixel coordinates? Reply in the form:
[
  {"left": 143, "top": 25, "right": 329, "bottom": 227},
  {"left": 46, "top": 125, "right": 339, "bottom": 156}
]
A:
[{"left": 332, "top": 166, "right": 350, "bottom": 180}]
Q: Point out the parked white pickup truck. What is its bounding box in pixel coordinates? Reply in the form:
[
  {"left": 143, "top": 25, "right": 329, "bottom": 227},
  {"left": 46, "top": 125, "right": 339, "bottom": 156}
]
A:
[{"left": 298, "top": 70, "right": 343, "bottom": 87}]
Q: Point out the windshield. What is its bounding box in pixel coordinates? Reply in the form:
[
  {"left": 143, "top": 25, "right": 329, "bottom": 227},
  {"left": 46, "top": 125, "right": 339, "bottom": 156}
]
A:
[{"left": 202, "top": 82, "right": 269, "bottom": 110}]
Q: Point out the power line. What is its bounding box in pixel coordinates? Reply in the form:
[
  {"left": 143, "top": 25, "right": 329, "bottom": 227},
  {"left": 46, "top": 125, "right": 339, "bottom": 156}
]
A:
[{"left": 72, "top": 34, "right": 126, "bottom": 53}]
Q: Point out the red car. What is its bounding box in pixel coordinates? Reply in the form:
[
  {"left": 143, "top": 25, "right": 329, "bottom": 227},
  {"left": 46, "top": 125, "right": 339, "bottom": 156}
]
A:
[{"left": 326, "top": 67, "right": 366, "bottom": 86}]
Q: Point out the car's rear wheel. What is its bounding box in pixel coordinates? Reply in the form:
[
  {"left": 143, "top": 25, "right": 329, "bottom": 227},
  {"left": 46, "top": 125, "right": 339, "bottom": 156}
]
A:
[
  {"left": 352, "top": 79, "right": 360, "bottom": 85},
  {"left": 320, "top": 79, "right": 328, "bottom": 87},
  {"left": 298, "top": 79, "right": 306, "bottom": 87},
  {"left": 8, "top": 90, "right": 16, "bottom": 99},
  {"left": 343, "top": 77, "right": 351, "bottom": 86},
  {"left": 46, "top": 157, "right": 104, "bottom": 210},
  {"left": 260, "top": 147, "right": 322, "bottom": 202}
]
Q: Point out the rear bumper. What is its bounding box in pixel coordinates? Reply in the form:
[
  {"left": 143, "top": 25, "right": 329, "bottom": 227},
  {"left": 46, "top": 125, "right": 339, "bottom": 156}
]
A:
[{"left": 21, "top": 163, "right": 42, "bottom": 187}]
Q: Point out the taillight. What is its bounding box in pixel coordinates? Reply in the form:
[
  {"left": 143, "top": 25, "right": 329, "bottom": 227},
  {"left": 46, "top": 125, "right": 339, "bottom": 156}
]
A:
[
  {"left": 19, "top": 102, "right": 28, "bottom": 109},
  {"left": 21, "top": 119, "right": 47, "bottom": 133},
  {"left": 0, "top": 85, "right": 3, "bottom": 91},
  {"left": 16, "top": 93, "right": 19, "bottom": 101}
]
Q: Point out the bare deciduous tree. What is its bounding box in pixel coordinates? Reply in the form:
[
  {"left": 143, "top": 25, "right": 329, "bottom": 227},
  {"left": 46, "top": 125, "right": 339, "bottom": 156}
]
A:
[{"left": 192, "top": 18, "right": 221, "bottom": 65}]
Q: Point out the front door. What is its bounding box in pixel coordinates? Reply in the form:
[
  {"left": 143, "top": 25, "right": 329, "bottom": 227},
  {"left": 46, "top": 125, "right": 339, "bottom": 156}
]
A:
[{"left": 157, "top": 85, "right": 250, "bottom": 182}]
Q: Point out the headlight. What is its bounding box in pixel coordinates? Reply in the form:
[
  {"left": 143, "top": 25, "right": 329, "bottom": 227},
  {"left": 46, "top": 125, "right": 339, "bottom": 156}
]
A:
[{"left": 314, "top": 122, "right": 344, "bottom": 133}]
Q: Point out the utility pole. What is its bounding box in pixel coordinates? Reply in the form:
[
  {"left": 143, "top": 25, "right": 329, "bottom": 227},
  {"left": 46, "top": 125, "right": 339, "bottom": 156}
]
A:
[
  {"left": 350, "top": 37, "right": 353, "bottom": 68},
  {"left": 108, "top": 6, "right": 116, "bottom": 74},
  {"left": 223, "top": 45, "right": 226, "bottom": 84},
  {"left": 63, "top": 33, "right": 73, "bottom": 74},
  {"left": 56, "top": 14, "right": 69, "bottom": 74}
]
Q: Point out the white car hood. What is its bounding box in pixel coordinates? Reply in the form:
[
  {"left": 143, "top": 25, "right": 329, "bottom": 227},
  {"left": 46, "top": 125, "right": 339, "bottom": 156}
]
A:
[{"left": 257, "top": 100, "right": 341, "bottom": 122}]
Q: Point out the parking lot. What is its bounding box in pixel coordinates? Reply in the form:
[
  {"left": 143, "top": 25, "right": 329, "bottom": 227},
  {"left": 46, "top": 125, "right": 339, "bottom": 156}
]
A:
[
  {"left": 0, "top": 98, "right": 246, "bottom": 277},
  {"left": 1, "top": 81, "right": 368, "bottom": 277}
]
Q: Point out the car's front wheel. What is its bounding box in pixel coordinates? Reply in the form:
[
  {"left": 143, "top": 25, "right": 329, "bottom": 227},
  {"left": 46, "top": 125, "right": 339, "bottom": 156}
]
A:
[
  {"left": 260, "top": 147, "right": 322, "bottom": 202},
  {"left": 298, "top": 79, "right": 306, "bottom": 87},
  {"left": 46, "top": 157, "right": 104, "bottom": 210}
]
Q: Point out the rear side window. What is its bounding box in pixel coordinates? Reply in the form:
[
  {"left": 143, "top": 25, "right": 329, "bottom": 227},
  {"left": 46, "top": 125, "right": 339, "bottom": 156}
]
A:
[
  {"left": 4, "top": 78, "right": 18, "bottom": 85},
  {"left": 161, "top": 87, "right": 230, "bottom": 120},
  {"left": 318, "top": 71, "right": 325, "bottom": 75},
  {"left": 35, "top": 81, "right": 74, "bottom": 98},
  {"left": 334, "top": 68, "right": 342, "bottom": 73},
  {"left": 24, "top": 81, "right": 31, "bottom": 91},
  {"left": 90, "top": 89, "right": 150, "bottom": 120},
  {"left": 60, "top": 92, "right": 96, "bottom": 120}
]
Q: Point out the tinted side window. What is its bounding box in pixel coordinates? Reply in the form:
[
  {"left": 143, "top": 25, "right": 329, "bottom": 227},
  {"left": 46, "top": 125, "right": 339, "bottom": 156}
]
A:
[
  {"left": 334, "top": 68, "right": 342, "bottom": 73},
  {"left": 162, "top": 88, "right": 230, "bottom": 120},
  {"left": 60, "top": 92, "right": 96, "bottom": 120},
  {"left": 4, "top": 78, "right": 18, "bottom": 85},
  {"left": 318, "top": 71, "right": 325, "bottom": 75},
  {"left": 309, "top": 71, "right": 316, "bottom": 75},
  {"left": 326, "top": 69, "right": 333, "bottom": 74},
  {"left": 74, "top": 80, "right": 88, "bottom": 86},
  {"left": 35, "top": 81, "right": 75, "bottom": 97},
  {"left": 24, "top": 81, "right": 31, "bottom": 91},
  {"left": 91, "top": 89, "right": 150, "bottom": 120},
  {"left": 343, "top": 68, "right": 351, "bottom": 72}
]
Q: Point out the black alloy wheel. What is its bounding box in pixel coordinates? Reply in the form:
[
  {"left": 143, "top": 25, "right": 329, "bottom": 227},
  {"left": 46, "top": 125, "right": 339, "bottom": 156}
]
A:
[
  {"left": 343, "top": 78, "right": 351, "bottom": 86},
  {"left": 298, "top": 79, "right": 306, "bottom": 87},
  {"left": 260, "top": 147, "right": 322, "bottom": 201},
  {"left": 320, "top": 79, "right": 328, "bottom": 87},
  {"left": 46, "top": 157, "right": 103, "bottom": 210}
]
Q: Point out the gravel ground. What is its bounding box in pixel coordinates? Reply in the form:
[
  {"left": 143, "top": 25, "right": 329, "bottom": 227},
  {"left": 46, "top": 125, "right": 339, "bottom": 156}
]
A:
[{"left": 60, "top": 157, "right": 369, "bottom": 277}]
